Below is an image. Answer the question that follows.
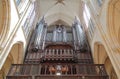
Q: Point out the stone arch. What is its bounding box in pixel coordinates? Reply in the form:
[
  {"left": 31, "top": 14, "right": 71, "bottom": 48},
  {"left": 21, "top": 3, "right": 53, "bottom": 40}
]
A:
[
  {"left": 110, "top": 68, "right": 118, "bottom": 79},
  {"left": 45, "top": 13, "right": 73, "bottom": 26},
  {"left": 49, "top": 19, "right": 70, "bottom": 26},
  {"left": 94, "top": 42, "right": 108, "bottom": 64},
  {"left": 9, "top": 42, "right": 24, "bottom": 64},
  {"left": 0, "top": 41, "right": 24, "bottom": 79},
  {"left": 104, "top": 57, "right": 118, "bottom": 79},
  {"left": 0, "top": 54, "right": 13, "bottom": 79},
  {"left": 0, "top": 0, "right": 10, "bottom": 46},
  {"left": 108, "top": 0, "right": 120, "bottom": 44},
  {"left": 0, "top": 69, "right": 5, "bottom": 79},
  {"left": 106, "top": 0, "right": 120, "bottom": 78}
]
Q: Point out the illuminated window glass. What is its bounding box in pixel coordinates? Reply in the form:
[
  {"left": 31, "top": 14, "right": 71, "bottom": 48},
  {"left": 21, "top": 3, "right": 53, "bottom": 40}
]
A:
[
  {"left": 97, "top": 0, "right": 103, "bottom": 6},
  {"left": 83, "top": 4, "right": 90, "bottom": 28},
  {"left": 15, "top": 0, "right": 21, "bottom": 6},
  {"left": 22, "top": 4, "right": 36, "bottom": 39}
]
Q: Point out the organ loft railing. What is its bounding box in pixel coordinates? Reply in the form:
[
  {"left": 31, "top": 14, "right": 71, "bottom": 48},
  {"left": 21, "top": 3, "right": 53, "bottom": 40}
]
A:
[
  {"left": 6, "top": 18, "right": 109, "bottom": 79},
  {"left": 25, "top": 45, "right": 78, "bottom": 63},
  {"left": 7, "top": 64, "right": 108, "bottom": 79}
]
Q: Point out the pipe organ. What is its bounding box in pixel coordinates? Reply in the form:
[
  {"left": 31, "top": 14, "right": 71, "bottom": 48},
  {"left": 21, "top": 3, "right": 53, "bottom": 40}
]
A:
[
  {"left": 34, "top": 18, "right": 47, "bottom": 49},
  {"left": 46, "top": 25, "right": 72, "bottom": 43},
  {"left": 72, "top": 18, "right": 89, "bottom": 51},
  {"left": 7, "top": 17, "right": 108, "bottom": 79}
]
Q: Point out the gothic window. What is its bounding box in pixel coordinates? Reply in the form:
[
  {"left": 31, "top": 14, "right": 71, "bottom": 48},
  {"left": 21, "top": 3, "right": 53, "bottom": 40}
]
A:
[
  {"left": 22, "top": 4, "right": 35, "bottom": 39},
  {"left": 88, "top": 19, "right": 95, "bottom": 39},
  {"left": 97, "top": 0, "right": 103, "bottom": 6},
  {"left": 15, "top": 0, "right": 21, "bottom": 6},
  {"left": 83, "top": 4, "right": 90, "bottom": 27},
  {"left": 83, "top": 4, "right": 95, "bottom": 39}
]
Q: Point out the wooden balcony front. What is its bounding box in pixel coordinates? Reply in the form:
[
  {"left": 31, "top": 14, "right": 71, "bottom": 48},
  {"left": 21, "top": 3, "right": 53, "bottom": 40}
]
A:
[
  {"left": 25, "top": 50, "right": 42, "bottom": 63},
  {"left": 7, "top": 75, "right": 108, "bottom": 79},
  {"left": 7, "top": 64, "right": 108, "bottom": 79},
  {"left": 25, "top": 49, "right": 93, "bottom": 63}
]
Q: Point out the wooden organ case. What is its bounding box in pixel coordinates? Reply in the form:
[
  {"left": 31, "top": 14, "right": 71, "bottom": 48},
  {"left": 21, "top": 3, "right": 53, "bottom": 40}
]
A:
[{"left": 7, "top": 19, "right": 108, "bottom": 79}]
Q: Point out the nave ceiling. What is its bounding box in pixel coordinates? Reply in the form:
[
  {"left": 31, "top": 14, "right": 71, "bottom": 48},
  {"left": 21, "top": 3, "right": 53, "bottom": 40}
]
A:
[{"left": 35, "top": 0, "right": 82, "bottom": 26}]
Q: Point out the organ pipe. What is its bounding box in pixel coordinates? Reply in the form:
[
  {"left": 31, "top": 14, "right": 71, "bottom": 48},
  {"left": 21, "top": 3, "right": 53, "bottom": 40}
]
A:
[
  {"left": 53, "top": 29, "right": 57, "bottom": 42},
  {"left": 28, "top": 28, "right": 37, "bottom": 50},
  {"left": 52, "top": 25, "right": 68, "bottom": 42},
  {"left": 72, "top": 17, "right": 88, "bottom": 51},
  {"left": 34, "top": 17, "right": 45, "bottom": 49},
  {"left": 72, "top": 25, "right": 78, "bottom": 50},
  {"left": 63, "top": 27, "right": 67, "bottom": 42},
  {"left": 42, "top": 24, "right": 47, "bottom": 50}
]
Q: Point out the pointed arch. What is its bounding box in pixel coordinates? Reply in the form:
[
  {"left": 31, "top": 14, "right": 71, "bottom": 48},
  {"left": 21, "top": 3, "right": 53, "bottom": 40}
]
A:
[
  {"left": 9, "top": 42, "right": 24, "bottom": 64},
  {"left": 0, "top": 54, "right": 13, "bottom": 79},
  {"left": 45, "top": 13, "right": 74, "bottom": 26},
  {"left": 108, "top": 0, "right": 120, "bottom": 44},
  {"left": 0, "top": 0, "right": 10, "bottom": 47},
  {"left": 49, "top": 19, "right": 70, "bottom": 26},
  {"left": 94, "top": 42, "right": 108, "bottom": 64},
  {"left": 104, "top": 57, "right": 118, "bottom": 79}
]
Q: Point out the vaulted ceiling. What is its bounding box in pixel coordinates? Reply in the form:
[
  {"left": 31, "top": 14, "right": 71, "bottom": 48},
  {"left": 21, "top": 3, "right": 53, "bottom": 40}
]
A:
[{"left": 35, "top": 0, "right": 82, "bottom": 26}]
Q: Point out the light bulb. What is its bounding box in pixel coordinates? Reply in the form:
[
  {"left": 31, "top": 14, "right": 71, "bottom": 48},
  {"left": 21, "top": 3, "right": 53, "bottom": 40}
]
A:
[{"left": 56, "top": 72, "right": 61, "bottom": 76}]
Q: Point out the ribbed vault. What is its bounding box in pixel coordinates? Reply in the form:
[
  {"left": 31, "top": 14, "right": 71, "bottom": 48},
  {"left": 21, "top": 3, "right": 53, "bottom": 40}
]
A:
[{"left": 36, "top": 0, "right": 81, "bottom": 26}]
